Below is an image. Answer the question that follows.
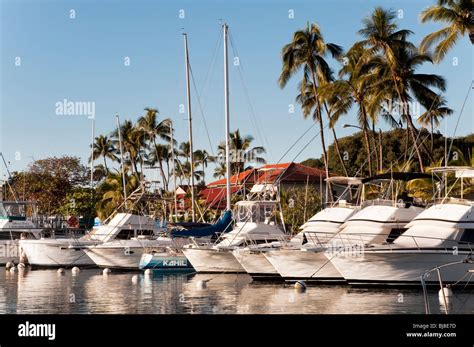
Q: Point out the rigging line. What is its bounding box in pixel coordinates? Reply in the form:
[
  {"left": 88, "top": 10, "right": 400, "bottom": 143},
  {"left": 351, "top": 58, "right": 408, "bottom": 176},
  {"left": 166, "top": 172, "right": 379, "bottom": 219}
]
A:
[
  {"left": 227, "top": 32, "right": 265, "bottom": 156},
  {"left": 198, "top": 25, "right": 223, "bottom": 110},
  {"left": 290, "top": 121, "right": 330, "bottom": 163},
  {"left": 277, "top": 121, "right": 317, "bottom": 163},
  {"left": 228, "top": 29, "right": 274, "bottom": 163},
  {"left": 189, "top": 63, "right": 215, "bottom": 156},
  {"left": 447, "top": 80, "right": 473, "bottom": 163}
]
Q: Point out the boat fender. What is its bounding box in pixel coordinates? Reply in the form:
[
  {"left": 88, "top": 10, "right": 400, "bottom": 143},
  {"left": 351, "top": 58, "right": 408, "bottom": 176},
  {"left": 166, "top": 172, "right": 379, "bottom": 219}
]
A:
[
  {"left": 17, "top": 263, "right": 26, "bottom": 270},
  {"left": 196, "top": 280, "right": 207, "bottom": 289},
  {"left": 294, "top": 281, "right": 306, "bottom": 292},
  {"left": 72, "top": 267, "right": 80, "bottom": 274},
  {"left": 57, "top": 268, "right": 65, "bottom": 275},
  {"left": 131, "top": 275, "right": 139, "bottom": 284},
  {"left": 144, "top": 269, "right": 152, "bottom": 276},
  {"left": 5, "top": 262, "right": 14, "bottom": 270},
  {"left": 9, "top": 266, "right": 17, "bottom": 273},
  {"left": 103, "top": 268, "right": 111, "bottom": 275},
  {"left": 439, "top": 286, "right": 453, "bottom": 301}
]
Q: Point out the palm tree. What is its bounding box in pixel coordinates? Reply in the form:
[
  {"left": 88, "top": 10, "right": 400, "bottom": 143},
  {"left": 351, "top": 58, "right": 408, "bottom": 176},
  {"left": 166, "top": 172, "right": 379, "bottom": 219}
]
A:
[
  {"left": 194, "top": 149, "right": 214, "bottom": 184},
  {"left": 319, "top": 42, "right": 382, "bottom": 176},
  {"left": 146, "top": 144, "right": 171, "bottom": 190},
  {"left": 383, "top": 46, "right": 446, "bottom": 170},
  {"left": 417, "top": 94, "right": 453, "bottom": 153},
  {"left": 217, "top": 129, "right": 266, "bottom": 176},
  {"left": 213, "top": 163, "right": 227, "bottom": 179},
  {"left": 111, "top": 120, "right": 144, "bottom": 175},
  {"left": 358, "top": 7, "right": 445, "bottom": 171},
  {"left": 137, "top": 108, "right": 172, "bottom": 190},
  {"left": 297, "top": 82, "right": 351, "bottom": 177},
  {"left": 279, "top": 23, "right": 343, "bottom": 183},
  {"left": 91, "top": 135, "right": 117, "bottom": 175},
  {"left": 420, "top": 0, "right": 472, "bottom": 63},
  {"left": 95, "top": 171, "right": 141, "bottom": 219}
]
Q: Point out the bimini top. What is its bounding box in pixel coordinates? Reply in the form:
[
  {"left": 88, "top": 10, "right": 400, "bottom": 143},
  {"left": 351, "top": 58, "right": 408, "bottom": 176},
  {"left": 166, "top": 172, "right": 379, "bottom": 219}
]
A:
[
  {"left": 170, "top": 210, "right": 233, "bottom": 238},
  {"left": 429, "top": 166, "right": 474, "bottom": 176},
  {"left": 361, "top": 172, "right": 435, "bottom": 183},
  {"left": 325, "top": 176, "right": 364, "bottom": 185}
]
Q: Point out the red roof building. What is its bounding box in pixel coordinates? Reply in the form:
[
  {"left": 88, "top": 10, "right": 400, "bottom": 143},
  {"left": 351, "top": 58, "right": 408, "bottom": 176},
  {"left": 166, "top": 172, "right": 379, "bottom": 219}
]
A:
[{"left": 199, "top": 162, "right": 331, "bottom": 210}]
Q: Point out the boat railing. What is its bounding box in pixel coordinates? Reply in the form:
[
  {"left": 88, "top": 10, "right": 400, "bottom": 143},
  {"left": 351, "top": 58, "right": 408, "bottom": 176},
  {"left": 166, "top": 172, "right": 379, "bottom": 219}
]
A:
[{"left": 321, "top": 231, "right": 474, "bottom": 253}]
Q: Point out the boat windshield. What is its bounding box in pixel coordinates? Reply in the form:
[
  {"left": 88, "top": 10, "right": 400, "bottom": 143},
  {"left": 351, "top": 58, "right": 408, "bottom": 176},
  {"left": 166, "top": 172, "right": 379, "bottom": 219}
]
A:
[
  {"left": 235, "top": 202, "right": 276, "bottom": 224},
  {"left": 0, "top": 202, "right": 27, "bottom": 218}
]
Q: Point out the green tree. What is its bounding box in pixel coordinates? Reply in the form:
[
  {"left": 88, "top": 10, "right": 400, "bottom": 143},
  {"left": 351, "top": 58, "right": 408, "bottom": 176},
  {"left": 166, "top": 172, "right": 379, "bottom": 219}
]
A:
[
  {"left": 91, "top": 135, "right": 117, "bottom": 175},
  {"left": 420, "top": 0, "right": 472, "bottom": 63},
  {"left": 217, "top": 129, "right": 266, "bottom": 176},
  {"left": 279, "top": 23, "right": 343, "bottom": 182}
]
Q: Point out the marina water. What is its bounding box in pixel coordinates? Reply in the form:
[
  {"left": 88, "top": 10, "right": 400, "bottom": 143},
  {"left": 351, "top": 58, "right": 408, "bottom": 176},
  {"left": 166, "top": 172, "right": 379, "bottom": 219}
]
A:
[{"left": 1, "top": 269, "right": 472, "bottom": 314}]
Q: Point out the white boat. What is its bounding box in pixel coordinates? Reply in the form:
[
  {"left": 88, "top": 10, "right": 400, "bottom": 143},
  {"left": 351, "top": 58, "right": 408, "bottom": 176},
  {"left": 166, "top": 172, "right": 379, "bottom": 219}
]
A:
[
  {"left": 254, "top": 177, "right": 362, "bottom": 282},
  {"left": 262, "top": 200, "right": 360, "bottom": 282},
  {"left": 20, "top": 213, "right": 167, "bottom": 268},
  {"left": 0, "top": 201, "right": 43, "bottom": 265},
  {"left": 330, "top": 167, "right": 474, "bottom": 286},
  {"left": 85, "top": 237, "right": 174, "bottom": 270},
  {"left": 182, "top": 200, "right": 287, "bottom": 273}
]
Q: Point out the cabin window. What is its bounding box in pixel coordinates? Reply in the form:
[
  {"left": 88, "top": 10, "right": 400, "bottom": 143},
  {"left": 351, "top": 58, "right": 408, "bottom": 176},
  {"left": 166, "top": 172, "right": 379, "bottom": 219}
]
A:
[
  {"left": 3, "top": 203, "right": 26, "bottom": 217},
  {"left": 136, "top": 229, "right": 155, "bottom": 237},
  {"left": 115, "top": 229, "right": 135, "bottom": 240},
  {"left": 386, "top": 228, "right": 406, "bottom": 243},
  {"left": 0, "top": 233, "right": 12, "bottom": 240},
  {"left": 459, "top": 229, "right": 474, "bottom": 245}
]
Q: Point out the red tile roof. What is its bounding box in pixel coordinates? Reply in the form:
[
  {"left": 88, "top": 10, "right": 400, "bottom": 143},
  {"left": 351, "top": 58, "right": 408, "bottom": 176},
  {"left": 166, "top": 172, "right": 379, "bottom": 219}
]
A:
[
  {"left": 208, "top": 168, "right": 258, "bottom": 187},
  {"left": 199, "top": 186, "right": 242, "bottom": 210},
  {"left": 207, "top": 162, "right": 329, "bottom": 188}
]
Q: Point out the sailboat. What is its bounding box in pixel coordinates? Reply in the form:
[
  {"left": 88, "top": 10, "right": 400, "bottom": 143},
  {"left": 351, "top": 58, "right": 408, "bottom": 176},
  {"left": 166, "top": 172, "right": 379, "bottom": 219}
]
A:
[{"left": 181, "top": 24, "right": 287, "bottom": 273}]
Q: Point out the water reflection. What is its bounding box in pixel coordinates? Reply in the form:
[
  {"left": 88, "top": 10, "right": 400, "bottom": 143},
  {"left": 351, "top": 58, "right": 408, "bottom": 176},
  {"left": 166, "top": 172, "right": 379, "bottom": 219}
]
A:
[{"left": 0, "top": 269, "right": 472, "bottom": 314}]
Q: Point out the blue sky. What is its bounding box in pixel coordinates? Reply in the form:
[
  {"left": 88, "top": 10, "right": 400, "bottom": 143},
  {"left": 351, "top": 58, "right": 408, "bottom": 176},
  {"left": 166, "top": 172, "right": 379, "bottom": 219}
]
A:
[{"left": 1, "top": 0, "right": 472, "bottom": 182}]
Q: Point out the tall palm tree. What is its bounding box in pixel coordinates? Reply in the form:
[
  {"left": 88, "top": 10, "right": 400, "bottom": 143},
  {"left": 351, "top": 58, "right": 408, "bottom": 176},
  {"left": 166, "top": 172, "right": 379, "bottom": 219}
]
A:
[
  {"left": 358, "top": 7, "right": 445, "bottom": 171},
  {"left": 380, "top": 46, "right": 446, "bottom": 170},
  {"left": 111, "top": 120, "right": 144, "bottom": 175},
  {"left": 297, "top": 82, "right": 350, "bottom": 177},
  {"left": 91, "top": 135, "right": 117, "bottom": 175},
  {"left": 319, "top": 42, "right": 383, "bottom": 176},
  {"left": 194, "top": 149, "right": 214, "bottom": 184},
  {"left": 417, "top": 94, "right": 453, "bottom": 153},
  {"left": 147, "top": 144, "right": 171, "bottom": 190},
  {"left": 213, "top": 163, "right": 227, "bottom": 179},
  {"left": 279, "top": 23, "right": 343, "bottom": 183},
  {"left": 137, "top": 108, "right": 172, "bottom": 190},
  {"left": 217, "top": 129, "right": 266, "bottom": 176},
  {"left": 420, "top": 0, "right": 472, "bottom": 63}
]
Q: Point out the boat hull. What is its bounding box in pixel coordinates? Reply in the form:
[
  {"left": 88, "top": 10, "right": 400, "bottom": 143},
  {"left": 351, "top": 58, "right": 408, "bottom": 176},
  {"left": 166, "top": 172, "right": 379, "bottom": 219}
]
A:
[
  {"left": 182, "top": 248, "right": 245, "bottom": 273},
  {"left": 19, "top": 240, "right": 96, "bottom": 267},
  {"left": 232, "top": 249, "right": 281, "bottom": 280},
  {"left": 86, "top": 246, "right": 145, "bottom": 270},
  {"left": 139, "top": 252, "right": 193, "bottom": 271},
  {"left": 329, "top": 249, "right": 474, "bottom": 286},
  {"left": 263, "top": 248, "right": 344, "bottom": 282}
]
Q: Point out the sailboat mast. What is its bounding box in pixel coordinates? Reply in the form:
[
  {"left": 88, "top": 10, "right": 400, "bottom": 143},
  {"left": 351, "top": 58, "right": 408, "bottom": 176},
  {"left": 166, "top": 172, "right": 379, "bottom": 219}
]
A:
[
  {"left": 170, "top": 119, "right": 178, "bottom": 222},
  {"left": 183, "top": 33, "right": 195, "bottom": 222},
  {"left": 90, "top": 117, "right": 95, "bottom": 189},
  {"left": 223, "top": 23, "right": 231, "bottom": 211},
  {"left": 116, "top": 114, "right": 128, "bottom": 209}
]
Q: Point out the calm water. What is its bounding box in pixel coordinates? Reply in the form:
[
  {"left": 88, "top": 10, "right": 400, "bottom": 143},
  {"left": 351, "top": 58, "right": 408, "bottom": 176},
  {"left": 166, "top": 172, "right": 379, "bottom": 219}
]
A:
[{"left": 1, "top": 268, "right": 472, "bottom": 314}]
